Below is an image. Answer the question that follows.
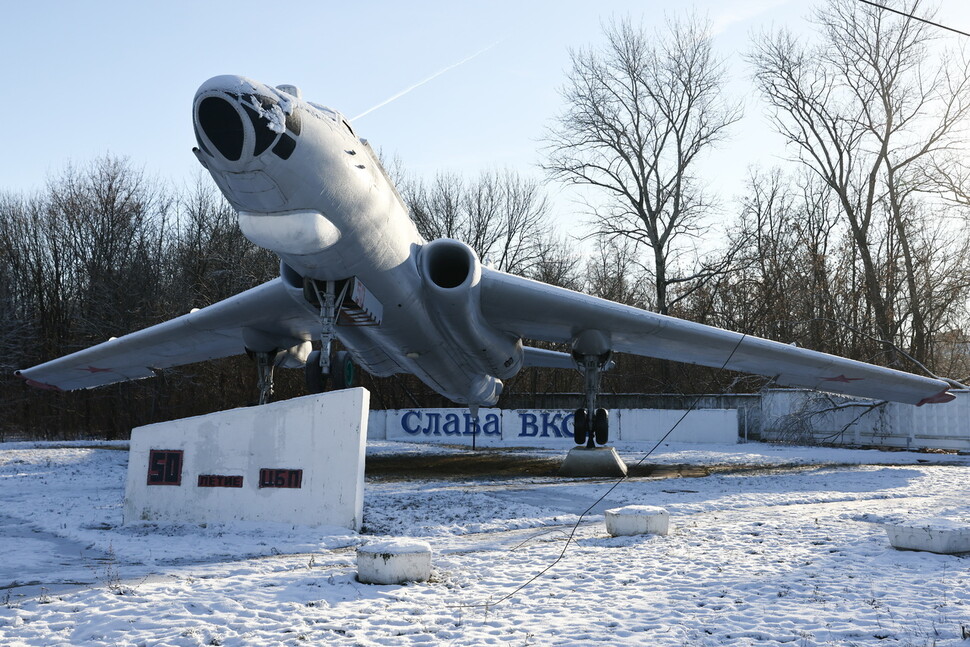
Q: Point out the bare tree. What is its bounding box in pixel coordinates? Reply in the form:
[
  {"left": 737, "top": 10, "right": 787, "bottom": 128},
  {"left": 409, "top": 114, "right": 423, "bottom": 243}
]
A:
[
  {"left": 583, "top": 236, "right": 650, "bottom": 308},
  {"left": 172, "top": 174, "right": 277, "bottom": 309},
  {"left": 543, "top": 15, "right": 742, "bottom": 315},
  {"left": 404, "top": 168, "right": 555, "bottom": 276},
  {"left": 749, "top": 0, "right": 970, "bottom": 367},
  {"left": 527, "top": 236, "right": 583, "bottom": 290},
  {"left": 45, "top": 156, "right": 172, "bottom": 346}
]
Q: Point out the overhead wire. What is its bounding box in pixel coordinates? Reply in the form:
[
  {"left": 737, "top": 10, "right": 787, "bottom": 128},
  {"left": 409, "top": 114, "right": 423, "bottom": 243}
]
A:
[{"left": 855, "top": 0, "right": 970, "bottom": 38}]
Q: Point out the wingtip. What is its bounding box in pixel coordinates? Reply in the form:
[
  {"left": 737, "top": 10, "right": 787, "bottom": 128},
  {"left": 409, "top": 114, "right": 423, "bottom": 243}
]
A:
[{"left": 917, "top": 390, "right": 956, "bottom": 406}]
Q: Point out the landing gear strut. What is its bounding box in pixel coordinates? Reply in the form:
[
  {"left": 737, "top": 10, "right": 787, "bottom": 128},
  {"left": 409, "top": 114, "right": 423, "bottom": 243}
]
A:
[
  {"left": 308, "top": 278, "right": 340, "bottom": 383},
  {"left": 303, "top": 278, "right": 356, "bottom": 394},
  {"left": 573, "top": 351, "right": 612, "bottom": 447},
  {"left": 253, "top": 349, "right": 278, "bottom": 405},
  {"left": 570, "top": 330, "right": 613, "bottom": 448}
]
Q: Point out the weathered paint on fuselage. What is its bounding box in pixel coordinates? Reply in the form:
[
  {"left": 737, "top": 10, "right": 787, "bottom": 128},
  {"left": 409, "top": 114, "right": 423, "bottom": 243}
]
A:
[{"left": 192, "top": 75, "right": 502, "bottom": 405}]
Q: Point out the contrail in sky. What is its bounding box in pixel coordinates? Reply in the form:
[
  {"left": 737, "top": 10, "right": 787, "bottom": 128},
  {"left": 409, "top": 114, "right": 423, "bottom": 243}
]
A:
[{"left": 352, "top": 39, "right": 504, "bottom": 121}]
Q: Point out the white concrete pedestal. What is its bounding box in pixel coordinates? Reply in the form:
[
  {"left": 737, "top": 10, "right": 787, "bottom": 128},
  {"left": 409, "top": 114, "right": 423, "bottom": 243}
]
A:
[
  {"left": 357, "top": 539, "right": 432, "bottom": 584},
  {"left": 885, "top": 520, "right": 970, "bottom": 554},
  {"left": 605, "top": 505, "right": 671, "bottom": 537},
  {"left": 123, "top": 388, "right": 369, "bottom": 531},
  {"left": 558, "top": 447, "right": 628, "bottom": 477}
]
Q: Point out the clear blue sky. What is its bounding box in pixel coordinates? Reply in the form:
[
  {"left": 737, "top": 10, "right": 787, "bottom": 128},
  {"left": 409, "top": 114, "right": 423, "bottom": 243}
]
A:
[{"left": 3, "top": 1, "right": 969, "bottom": 224}]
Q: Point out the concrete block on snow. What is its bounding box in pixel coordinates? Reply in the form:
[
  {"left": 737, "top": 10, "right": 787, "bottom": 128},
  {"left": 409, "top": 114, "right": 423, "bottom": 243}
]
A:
[
  {"left": 605, "top": 505, "right": 671, "bottom": 537},
  {"left": 357, "top": 539, "right": 432, "bottom": 584},
  {"left": 885, "top": 520, "right": 970, "bottom": 554}
]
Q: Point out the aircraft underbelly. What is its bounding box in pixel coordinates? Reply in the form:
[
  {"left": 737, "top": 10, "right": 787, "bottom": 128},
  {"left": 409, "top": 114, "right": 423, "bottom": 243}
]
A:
[{"left": 333, "top": 275, "right": 501, "bottom": 405}]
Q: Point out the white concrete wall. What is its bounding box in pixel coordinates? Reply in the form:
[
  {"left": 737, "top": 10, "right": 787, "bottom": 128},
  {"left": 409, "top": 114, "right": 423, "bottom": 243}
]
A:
[
  {"left": 618, "top": 409, "right": 739, "bottom": 443},
  {"left": 761, "top": 389, "right": 970, "bottom": 450},
  {"left": 373, "top": 407, "right": 738, "bottom": 445},
  {"left": 124, "top": 388, "right": 369, "bottom": 530}
]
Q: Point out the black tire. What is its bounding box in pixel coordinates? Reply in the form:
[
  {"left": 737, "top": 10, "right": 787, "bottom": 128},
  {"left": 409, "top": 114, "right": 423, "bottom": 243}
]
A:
[
  {"left": 593, "top": 408, "right": 609, "bottom": 445},
  {"left": 304, "top": 350, "right": 327, "bottom": 394},
  {"left": 573, "top": 408, "right": 588, "bottom": 445},
  {"left": 332, "top": 350, "right": 356, "bottom": 390}
]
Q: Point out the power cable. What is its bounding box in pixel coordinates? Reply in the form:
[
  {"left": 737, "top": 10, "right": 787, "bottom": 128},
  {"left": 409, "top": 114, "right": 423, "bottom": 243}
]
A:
[
  {"left": 856, "top": 0, "right": 970, "bottom": 38},
  {"left": 451, "top": 333, "right": 749, "bottom": 610}
]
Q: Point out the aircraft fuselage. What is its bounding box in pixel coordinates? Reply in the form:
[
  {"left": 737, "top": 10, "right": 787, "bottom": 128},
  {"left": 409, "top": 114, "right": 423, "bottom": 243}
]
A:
[{"left": 192, "top": 75, "right": 512, "bottom": 405}]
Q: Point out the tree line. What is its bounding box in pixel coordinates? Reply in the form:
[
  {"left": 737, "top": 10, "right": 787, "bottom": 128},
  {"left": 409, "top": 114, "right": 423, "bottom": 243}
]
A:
[{"left": 2, "top": 0, "right": 968, "bottom": 438}]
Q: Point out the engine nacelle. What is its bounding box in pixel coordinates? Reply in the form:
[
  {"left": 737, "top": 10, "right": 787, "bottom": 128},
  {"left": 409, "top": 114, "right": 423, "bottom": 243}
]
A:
[
  {"left": 419, "top": 239, "right": 523, "bottom": 379},
  {"left": 276, "top": 340, "right": 312, "bottom": 368},
  {"left": 243, "top": 328, "right": 312, "bottom": 369}
]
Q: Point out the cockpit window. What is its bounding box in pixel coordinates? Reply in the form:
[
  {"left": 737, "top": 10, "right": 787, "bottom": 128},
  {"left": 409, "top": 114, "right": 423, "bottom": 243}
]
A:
[
  {"left": 285, "top": 108, "right": 302, "bottom": 135},
  {"left": 243, "top": 104, "right": 278, "bottom": 156},
  {"left": 272, "top": 133, "right": 296, "bottom": 160},
  {"left": 198, "top": 97, "right": 243, "bottom": 161}
]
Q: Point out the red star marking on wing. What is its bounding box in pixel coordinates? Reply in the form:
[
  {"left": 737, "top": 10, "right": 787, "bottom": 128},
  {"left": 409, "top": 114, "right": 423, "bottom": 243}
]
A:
[
  {"left": 918, "top": 390, "right": 956, "bottom": 406},
  {"left": 18, "top": 376, "right": 63, "bottom": 391},
  {"left": 78, "top": 366, "right": 112, "bottom": 374},
  {"left": 820, "top": 374, "right": 863, "bottom": 383}
]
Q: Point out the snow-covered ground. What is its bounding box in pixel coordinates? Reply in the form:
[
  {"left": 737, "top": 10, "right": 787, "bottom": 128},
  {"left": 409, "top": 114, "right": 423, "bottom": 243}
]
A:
[{"left": 1, "top": 439, "right": 969, "bottom": 646}]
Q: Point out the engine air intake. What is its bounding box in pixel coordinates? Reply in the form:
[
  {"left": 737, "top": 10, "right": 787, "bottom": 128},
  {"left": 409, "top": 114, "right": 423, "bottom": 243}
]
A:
[{"left": 425, "top": 241, "right": 473, "bottom": 289}]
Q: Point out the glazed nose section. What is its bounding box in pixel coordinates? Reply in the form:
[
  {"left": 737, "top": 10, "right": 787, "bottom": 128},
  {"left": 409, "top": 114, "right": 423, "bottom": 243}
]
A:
[
  {"left": 196, "top": 95, "right": 245, "bottom": 161},
  {"left": 194, "top": 75, "right": 298, "bottom": 164}
]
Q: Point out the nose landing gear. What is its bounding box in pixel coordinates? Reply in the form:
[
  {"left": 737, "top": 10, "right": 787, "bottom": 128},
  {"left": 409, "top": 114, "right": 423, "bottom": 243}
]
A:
[{"left": 303, "top": 278, "right": 356, "bottom": 394}]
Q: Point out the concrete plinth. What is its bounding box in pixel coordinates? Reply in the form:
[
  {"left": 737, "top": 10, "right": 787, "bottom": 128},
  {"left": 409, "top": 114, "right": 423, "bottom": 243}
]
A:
[
  {"left": 357, "top": 539, "right": 432, "bottom": 584},
  {"left": 558, "top": 447, "right": 628, "bottom": 477},
  {"left": 885, "top": 520, "right": 970, "bottom": 554},
  {"left": 605, "top": 505, "right": 670, "bottom": 537},
  {"left": 123, "top": 388, "right": 369, "bottom": 530}
]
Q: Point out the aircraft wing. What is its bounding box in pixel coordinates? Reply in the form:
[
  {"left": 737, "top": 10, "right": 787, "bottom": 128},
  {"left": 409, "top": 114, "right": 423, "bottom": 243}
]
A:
[
  {"left": 480, "top": 269, "right": 954, "bottom": 406},
  {"left": 15, "top": 278, "right": 317, "bottom": 391}
]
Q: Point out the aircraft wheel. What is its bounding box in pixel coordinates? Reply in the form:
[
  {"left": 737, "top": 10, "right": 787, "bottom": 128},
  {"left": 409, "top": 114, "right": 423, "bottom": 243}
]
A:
[
  {"left": 593, "top": 408, "right": 609, "bottom": 445},
  {"left": 573, "top": 408, "right": 588, "bottom": 445},
  {"left": 332, "top": 350, "right": 356, "bottom": 390},
  {"left": 304, "top": 350, "right": 327, "bottom": 393}
]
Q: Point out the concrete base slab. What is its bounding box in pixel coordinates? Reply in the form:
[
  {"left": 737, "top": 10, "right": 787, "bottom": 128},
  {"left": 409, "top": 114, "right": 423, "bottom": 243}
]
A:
[
  {"left": 605, "top": 505, "right": 670, "bottom": 536},
  {"left": 558, "top": 447, "right": 628, "bottom": 477},
  {"left": 357, "top": 539, "right": 432, "bottom": 584},
  {"left": 885, "top": 520, "right": 970, "bottom": 554}
]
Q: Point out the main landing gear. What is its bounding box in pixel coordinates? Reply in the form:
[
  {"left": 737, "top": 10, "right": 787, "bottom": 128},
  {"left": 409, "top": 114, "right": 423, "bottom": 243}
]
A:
[
  {"left": 571, "top": 330, "right": 613, "bottom": 448},
  {"left": 252, "top": 349, "right": 278, "bottom": 405},
  {"left": 305, "top": 348, "right": 356, "bottom": 393}
]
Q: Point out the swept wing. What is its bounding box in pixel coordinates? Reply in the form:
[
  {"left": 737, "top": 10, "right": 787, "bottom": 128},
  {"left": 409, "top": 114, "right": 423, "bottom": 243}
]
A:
[
  {"left": 16, "top": 279, "right": 316, "bottom": 391},
  {"left": 480, "top": 268, "right": 953, "bottom": 406}
]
